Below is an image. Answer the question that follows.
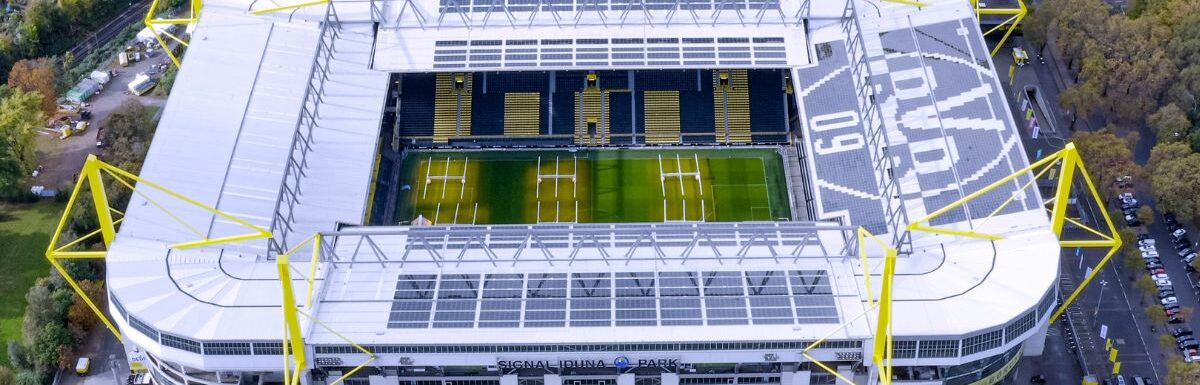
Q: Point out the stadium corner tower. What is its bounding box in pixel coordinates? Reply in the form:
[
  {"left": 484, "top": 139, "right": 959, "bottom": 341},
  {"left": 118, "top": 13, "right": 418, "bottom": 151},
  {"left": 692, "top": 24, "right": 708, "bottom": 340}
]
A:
[{"left": 104, "top": 1, "right": 1059, "bottom": 385}]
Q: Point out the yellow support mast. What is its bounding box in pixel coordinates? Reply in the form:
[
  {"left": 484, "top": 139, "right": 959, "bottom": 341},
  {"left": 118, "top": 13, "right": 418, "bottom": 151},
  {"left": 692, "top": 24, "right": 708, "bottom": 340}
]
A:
[
  {"left": 971, "top": 0, "right": 1027, "bottom": 57},
  {"left": 803, "top": 227, "right": 896, "bottom": 385},
  {"left": 882, "top": 0, "right": 1027, "bottom": 57},
  {"left": 275, "top": 235, "right": 377, "bottom": 385},
  {"left": 145, "top": 0, "right": 204, "bottom": 68},
  {"left": 906, "top": 143, "right": 1121, "bottom": 326},
  {"left": 45, "top": 155, "right": 273, "bottom": 341}
]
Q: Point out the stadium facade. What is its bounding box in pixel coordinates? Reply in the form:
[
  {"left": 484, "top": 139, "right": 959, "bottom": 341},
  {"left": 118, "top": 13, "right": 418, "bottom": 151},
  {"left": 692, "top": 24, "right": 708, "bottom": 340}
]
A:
[{"left": 101, "top": 1, "right": 1059, "bottom": 385}]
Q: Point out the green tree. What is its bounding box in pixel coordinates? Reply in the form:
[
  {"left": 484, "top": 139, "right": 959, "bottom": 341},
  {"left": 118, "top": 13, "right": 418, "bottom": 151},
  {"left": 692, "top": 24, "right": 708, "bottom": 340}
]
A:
[
  {"left": 1166, "top": 355, "right": 1200, "bottom": 384},
  {"left": 1136, "top": 274, "right": 1157, "bottom": 298},
  {"left": 1137, "top": 206, "right": 1156, "bottom": 226},
  {"left": 18, "top": 0, "right": 71, "bottom": 57},
  {"left": 1072, "top": 130, "right": 1144, "bottom": 199},
  {"left": 153, "top": 65, "right": 178, "bottom": 97},
  {"left": 0, "top": 364, "right": 13, "bottom": 385},
  {"left": 0, "top": 89, "right": 45, "bottom": 194},
  {"left": 7, "top": 341, "right": 29, "bottom": 370},
  {"left": 29, "top": 323, "right": 72, "bottom": 371},
  {"left": 1147, "top": 304, "right": 1169, "bottom": 324},
  {"left": 1149, "top": 103, "right": 1192, "bottom": 142},
  {"left": 1168, "top": 13, "right": 1200, "bottom": 113},
  {"left": 100, "top": 101, "right": 158, "bottom": 174},
  {"left": 11, "top": 371, "right": 39, "bottom": 385},
  {"left": 1147, "top": 143, "right": 1200, "bottom": 219}
]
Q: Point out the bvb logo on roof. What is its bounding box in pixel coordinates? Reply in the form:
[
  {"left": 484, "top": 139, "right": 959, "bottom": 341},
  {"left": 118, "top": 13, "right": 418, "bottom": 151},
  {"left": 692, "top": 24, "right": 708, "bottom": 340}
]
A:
[{"left": 614, "top": 356, "right": 630, "bottom": 369}]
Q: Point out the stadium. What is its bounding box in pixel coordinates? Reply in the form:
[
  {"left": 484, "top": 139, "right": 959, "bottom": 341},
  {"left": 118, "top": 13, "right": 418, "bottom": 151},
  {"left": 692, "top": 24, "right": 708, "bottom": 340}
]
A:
[{"left": 54, "top": 1, "right": 1103, "bottom": 385}]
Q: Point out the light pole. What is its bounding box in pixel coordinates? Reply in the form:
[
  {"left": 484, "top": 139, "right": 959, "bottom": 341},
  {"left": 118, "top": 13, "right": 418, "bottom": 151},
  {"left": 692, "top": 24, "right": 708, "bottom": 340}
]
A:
[{"left": 1094, "top": 280, "right": 1109, "bottom": 318}]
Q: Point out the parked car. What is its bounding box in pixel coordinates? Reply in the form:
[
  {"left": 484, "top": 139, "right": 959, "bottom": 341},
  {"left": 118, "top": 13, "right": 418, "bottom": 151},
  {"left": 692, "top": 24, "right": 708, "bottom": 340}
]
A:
[
  {"left": 1160, "top": 289, "right": 1176, "bottom": 299},
  {"left": 1164, "top": 213, "right": 1181, "bottom": 230},
  {"left": 1169, "top": 316, "right": 1185, "bottom": 324},
  {"left": 1163, "top": 296, "right": 1179, "bottom": 306},
  {"left": 1140, "top": 244, "right": 1157, "bottom": 252},
  {"left": 1125, "top": 213, "right": 1142, "bottom": 227},
  {"left": 1171, "top": 328, "right": 1193, "bottom": 337},
  {"left": 1143, "top": 250, "right": 1160, "bottom": 259},
  {"left": 1156, "top": 275, "right": 1174, "bottom": 287},
  {"left": 1178, "top": 247, "right": 1194, "bottom": 258},
  {"left": 1148, "top": 267, "right": 1166, "bottom": 275},
  {"left": 1138, "top": 235, "right": 1156, "bottom": 246},
  {"left": 1172, "top": 228, "right": 1188, "bottom": 241}
]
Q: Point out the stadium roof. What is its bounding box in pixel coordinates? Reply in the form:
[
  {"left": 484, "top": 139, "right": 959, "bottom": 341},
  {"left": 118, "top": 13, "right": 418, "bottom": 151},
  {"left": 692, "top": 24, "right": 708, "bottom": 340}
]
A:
[{"left": 106, "top": 0, "right": 1058, "bottom": 363}]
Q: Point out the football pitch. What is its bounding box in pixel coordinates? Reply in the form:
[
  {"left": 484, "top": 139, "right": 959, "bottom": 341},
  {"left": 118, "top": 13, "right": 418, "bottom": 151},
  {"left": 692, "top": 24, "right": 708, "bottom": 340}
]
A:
[{"left": 394, "top": 148, "right": 791, "bottom": 225}]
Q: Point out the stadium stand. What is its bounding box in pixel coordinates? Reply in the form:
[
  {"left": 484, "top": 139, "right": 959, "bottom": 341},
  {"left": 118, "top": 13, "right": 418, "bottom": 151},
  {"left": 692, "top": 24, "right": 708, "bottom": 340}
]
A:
[
  {"left": 748, "top": 70, "right": 790, "bottom": 143},
  {"left": 393, "top": 69, "right": 790, "bottom": 146},
  {"left": 397, "top": 73, "right": 436, "bottom": 140},
  {"left": 642, "top": 91, "right": 681, "bottom": 144},
  {"left": 433, "top": 73, "right": 473, "bottom": 143},
  {"left": 503, "top": 93, "right": 541, "bottom": 136},
  {"left": 713, "top": 70, "right": 752, "bottom": 143}
]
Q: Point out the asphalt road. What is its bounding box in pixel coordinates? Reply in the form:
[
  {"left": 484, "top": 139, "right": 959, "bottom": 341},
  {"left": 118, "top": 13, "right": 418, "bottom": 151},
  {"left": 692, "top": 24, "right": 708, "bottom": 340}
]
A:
[{"left": 998, "top": 35, "right": 1171, "bottom": 383}]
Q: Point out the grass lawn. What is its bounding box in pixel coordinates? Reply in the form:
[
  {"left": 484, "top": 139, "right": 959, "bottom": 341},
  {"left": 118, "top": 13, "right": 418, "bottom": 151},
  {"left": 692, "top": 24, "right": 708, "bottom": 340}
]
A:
[
  {"left": 395, "top": 148, "right": 791, "bottom": 225},
  {"left": 0, "top": 201, "right": 63, "bottom": 366}
]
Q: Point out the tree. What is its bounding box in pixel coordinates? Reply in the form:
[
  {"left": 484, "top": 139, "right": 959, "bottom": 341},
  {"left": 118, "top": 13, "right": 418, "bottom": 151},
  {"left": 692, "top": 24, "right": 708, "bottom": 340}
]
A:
[
  {"left": 66, "top": 279, "right": 105, "bottom": 334},
  {"left": 21, "top": 282, "right": 61, "bottom": 344},
  {"left": 0, "top": 89, "right": 43, "bottom": 194},
  {"left": 18, "top": 0, "right": 71, "bottom": 57},
  {"left": 1166, "top": 356, "right": 1200, "bottom": 384},
  {"left": 1071, "top": 130, "right": 1144, "bottom": 199},
  {"left": 0, "top": 364, "right": 14, "bottom": 385},
  {"left": 100, "top": 101, "right": 158, "bottom": 174},
  {"left": 1147, "top": 143, "right": 1200, "bottom": 219},
  {"left": 1168, "top": 14, "right": 1200, "bottom": 113},
  {"left": 1136, "top": 206, "right": 1156, "bottom": 226},
  {"left": 29, "top": 323, "right": 73, "bottom": 371},
  {"left": 1161, "top": 333, "right": 1179, "bottom": 351},
  {"left": 6, "top": 58, "right": 58, "bottom": 115},
  {"left": 11, "top": 371, "right": 39, "bottom": 385},
  {"left": 1149, "top": 103, "right": 1192, "bottom": 142},
  {"left": 1146, "top": 304, "right": 1168, "bottom": 325},
  {"left": 153, "top": 65, "right": 178, "bottom": 97},
  {"left": 1136, "top": 274, "right": 1157, "bottom": 298},
  {"left": 7, "top": 341, "right": 29, "bottom": 370}
]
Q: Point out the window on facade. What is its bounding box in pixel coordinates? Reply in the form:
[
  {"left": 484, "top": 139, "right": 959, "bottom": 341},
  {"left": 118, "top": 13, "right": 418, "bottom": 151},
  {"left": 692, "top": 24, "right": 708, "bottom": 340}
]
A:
[
  {"left": 961, "top": 329, "right": 1003, "bottom": 356},
  {"left": 917, "top": 339, "right": 959, "bottom": 358}
]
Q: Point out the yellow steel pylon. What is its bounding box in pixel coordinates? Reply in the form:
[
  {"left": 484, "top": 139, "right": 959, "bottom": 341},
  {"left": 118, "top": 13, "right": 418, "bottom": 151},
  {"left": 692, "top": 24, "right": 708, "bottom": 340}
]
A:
[
  {"left": 802, "top": 227, "right": 896, "bottom": 385},
  {"left": 45, "top": 155, "right": 273, "bottom": 340},
  {"left": 882, "top": 0, "right": 1026, "bottom": 57},
  {"left": 972, "top": 0, "right": 1027, "bottom": 57},
  {"left": 906, "top": 143, "right": 1120, "bottom": 325},
  {"left": 276, "top": 235, "right": 376, "bottom": 385},
  {"left": 145, "top": 0, "right": 203, "bottom": 68}
]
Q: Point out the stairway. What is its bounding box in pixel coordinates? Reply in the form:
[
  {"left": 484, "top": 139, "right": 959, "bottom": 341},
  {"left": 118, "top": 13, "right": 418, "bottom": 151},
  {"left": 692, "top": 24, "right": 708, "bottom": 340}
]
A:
[
  {"left": 504, "top": 92, "right": 541, "bottom": 136},
  {"left": 434, "top": 73, "right": 472, "bottom": 143},
  {"left": 643, "top": 91, "right": 681, "bottom": 144},
  {"left": 713, "top": 70, "right": 751, "bottom": 144}
]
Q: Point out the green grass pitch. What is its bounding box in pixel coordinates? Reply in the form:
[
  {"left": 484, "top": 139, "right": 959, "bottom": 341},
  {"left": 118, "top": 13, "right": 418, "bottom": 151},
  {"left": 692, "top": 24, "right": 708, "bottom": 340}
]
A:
[{"left": 394, "top": 148, "right": 791, "bottom": 225}]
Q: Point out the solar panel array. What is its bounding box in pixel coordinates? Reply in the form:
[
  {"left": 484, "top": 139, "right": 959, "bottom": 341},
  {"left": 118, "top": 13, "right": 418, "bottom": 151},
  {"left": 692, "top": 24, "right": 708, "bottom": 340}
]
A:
[{"left": 388, "top": 270, "right": 838, "bottom": 328}]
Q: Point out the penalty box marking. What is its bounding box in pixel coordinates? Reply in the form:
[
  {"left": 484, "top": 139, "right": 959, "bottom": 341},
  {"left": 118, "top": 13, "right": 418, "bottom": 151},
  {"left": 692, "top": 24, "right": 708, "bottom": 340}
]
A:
[
  {"left": 421, "top": 156, "right": 476, "bottom": 224},
  {"left": 659, "top": 154, "right": 707, "bottom": 222},
  {"left": 536, "top": 155, "right": 580, "bottom": 223}
]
